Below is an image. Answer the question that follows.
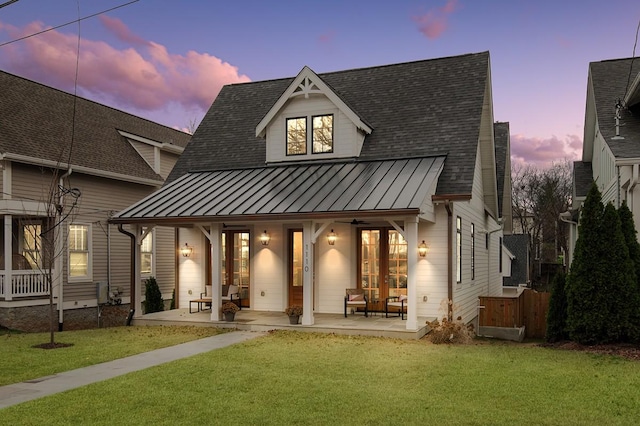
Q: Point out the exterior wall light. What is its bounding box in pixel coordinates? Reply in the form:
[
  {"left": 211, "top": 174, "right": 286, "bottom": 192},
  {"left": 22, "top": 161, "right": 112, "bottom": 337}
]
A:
[
  {"left": 260, "top": 230, "right": 270, "bottom": 246},
  {"left": 418, "top": 240, "right": 429, "bottom": 257},
  {"left": 181, "top": 243, "right": 193, "bottom": 257},
  {"left": 327, "top": 229, "right": 337, "bottom": 245}
]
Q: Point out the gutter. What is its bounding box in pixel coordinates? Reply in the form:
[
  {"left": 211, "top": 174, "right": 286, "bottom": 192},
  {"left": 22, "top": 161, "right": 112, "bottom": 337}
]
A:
[
  {"left": 444, "top": 200, "right": 453, "bottom": 321},
  {"left": 117, "top": 224, "right": 137, "bottom": 325}
]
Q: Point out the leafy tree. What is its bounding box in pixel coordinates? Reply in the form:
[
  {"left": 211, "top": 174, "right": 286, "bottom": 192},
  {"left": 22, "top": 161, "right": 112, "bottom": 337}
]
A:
[
  {"left": 545, "top": 270, "right": 568, "bottom": 342},
  {"left": 144, "top": 276, "right": 164, "bottom": 314},
  {"left": 566, "top": 183, "right": 606, "bottom": 344},
  {"left": 597, "top": 203, "right": 636, "bottom": 342},
  {"left": 618, "top": 202, "right": 640, "bottom": 342}
]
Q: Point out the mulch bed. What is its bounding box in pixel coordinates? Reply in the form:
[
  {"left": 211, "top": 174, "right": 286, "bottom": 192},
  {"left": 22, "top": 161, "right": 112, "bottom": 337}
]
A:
[
  {"left": 32, "top": 342, "right": 74, "bottom": 350},
  {"left": 540, "top": 341, "right": 640, "bottom": 361}
]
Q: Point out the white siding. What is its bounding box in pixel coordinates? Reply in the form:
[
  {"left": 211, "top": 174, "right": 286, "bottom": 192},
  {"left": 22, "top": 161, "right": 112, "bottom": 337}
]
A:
[
  {"left": 315, "top": 223, "right": 353, "bottom": 313},
  {"left": 265, "top": 96, "right": 362, "bottom": 163},
  {"left": 252, "top": 223, "right": 285, "bottom": 312},
  {"left": 177, "top": 227, "right": 205, "bottom": 309},
  {"left": 451, "top": 144, "right": 503, "bottom": 324}
]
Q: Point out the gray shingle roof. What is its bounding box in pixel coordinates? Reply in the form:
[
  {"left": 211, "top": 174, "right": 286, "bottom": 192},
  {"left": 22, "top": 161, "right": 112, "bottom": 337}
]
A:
[
  {"left": 168, "top": 52, "right": 490, "bottom": 196},
  {"left": 503, "top": 234, "right": 529, "bottom": 286},
  {"left": 0, "top": 71, "right": 191, "bottom": 182},
  {"left": 573, "top": 161, "right": 593, "bottom": 198},
  {"left": 589, "top": 58, "right": 640, "bottom": 158},
  {"left": 113, "top": 156, "right": 445, "bottom": 223},
  {"left": 494, "top": 121, "right": 509, "bottom": 217}
]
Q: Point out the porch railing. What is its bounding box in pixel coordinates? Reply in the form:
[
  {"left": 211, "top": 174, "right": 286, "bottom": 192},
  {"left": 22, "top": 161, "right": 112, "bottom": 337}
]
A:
[{"left": 0, "top": 270, "right": 51, "bottom": 300}]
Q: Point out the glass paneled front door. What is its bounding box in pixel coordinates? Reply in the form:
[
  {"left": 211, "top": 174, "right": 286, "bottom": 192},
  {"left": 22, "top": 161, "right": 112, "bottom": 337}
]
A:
[{"left": 359, "top": 228, "right": 407, "bottom": 310}]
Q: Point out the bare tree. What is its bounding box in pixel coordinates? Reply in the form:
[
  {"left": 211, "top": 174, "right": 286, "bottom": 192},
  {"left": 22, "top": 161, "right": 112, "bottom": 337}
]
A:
[
  {"left": 22, "top": 168, "right": 80, "bottom": 347},
  {"left": 512, "top": 160, "right": 572, "bottom": 287}
]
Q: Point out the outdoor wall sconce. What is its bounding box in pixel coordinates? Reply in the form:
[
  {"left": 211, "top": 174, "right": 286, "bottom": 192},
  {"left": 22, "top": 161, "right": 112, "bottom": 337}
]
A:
[
  {"left": 327, "top": 229, "right": 337, "bottom": 245},
  {"left": 181, "top": 243, "right": 193, "bottom": 257},
  {"left": 260, "top": 230, "right": 270, "bottom": 246},
  {"left": 418, "top": 240, "right": 429, "bottom": 257}
]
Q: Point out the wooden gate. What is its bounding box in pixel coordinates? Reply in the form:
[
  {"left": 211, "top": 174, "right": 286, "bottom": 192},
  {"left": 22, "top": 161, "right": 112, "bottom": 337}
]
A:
[{"left": 478, "top": 289, "right": 550, "bottom": 339}]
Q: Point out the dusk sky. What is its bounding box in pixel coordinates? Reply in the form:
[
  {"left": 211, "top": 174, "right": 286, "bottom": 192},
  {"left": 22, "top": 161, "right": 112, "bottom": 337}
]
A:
[{"left": 1, "top": 0, "right": 639, "bottom": 167}]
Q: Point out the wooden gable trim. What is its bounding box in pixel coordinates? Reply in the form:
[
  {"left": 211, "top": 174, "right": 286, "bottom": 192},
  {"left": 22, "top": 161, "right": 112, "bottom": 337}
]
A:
[
  {"left": 255, "top": 66, "right": 373, "bottom": 138},
  {"left": 117, "top": 130, "right": 185, "bottom": 154}
]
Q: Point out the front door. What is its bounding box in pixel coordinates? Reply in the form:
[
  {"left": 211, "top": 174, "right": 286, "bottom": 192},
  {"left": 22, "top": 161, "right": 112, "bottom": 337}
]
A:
[
  {"left": 288, "top": 229, "right": 303, "bottom": 307},
  {"left": 359, "top": 228, "right": 408, "bottom": 311},
  {"left": 221, "top": 231, "right": 250, "bottom": 307}
]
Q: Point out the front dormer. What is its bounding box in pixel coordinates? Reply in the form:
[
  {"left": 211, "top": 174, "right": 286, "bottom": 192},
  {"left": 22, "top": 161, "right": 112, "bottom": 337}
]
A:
[{"left": 256, "top": 66, "right": 372, "bottom": 163}]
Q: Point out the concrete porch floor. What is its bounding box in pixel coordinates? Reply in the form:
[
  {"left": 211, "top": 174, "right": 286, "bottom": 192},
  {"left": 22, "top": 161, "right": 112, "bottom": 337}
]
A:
[{"left": 133, "top": 308, "right": 433, "bottom": 340}]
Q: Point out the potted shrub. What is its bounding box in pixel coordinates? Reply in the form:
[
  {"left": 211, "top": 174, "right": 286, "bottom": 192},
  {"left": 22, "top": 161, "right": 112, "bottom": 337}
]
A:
[
  {"left": 222, "top": 302, "right": 239, "bottom": 321},
  {"left": 285, "top": 305, "right": 303, "bottom": 325}
]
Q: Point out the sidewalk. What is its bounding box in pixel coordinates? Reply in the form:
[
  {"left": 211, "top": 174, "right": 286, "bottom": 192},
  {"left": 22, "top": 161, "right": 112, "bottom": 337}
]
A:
[{"left": 0, "top": 330, "right": 265, "bottom": 410}]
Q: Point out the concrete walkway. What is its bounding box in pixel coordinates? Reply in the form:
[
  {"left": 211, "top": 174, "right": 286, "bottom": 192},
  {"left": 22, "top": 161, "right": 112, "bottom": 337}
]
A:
[{"left": 0, "top": 330, "right": 265, "bottom": 410}]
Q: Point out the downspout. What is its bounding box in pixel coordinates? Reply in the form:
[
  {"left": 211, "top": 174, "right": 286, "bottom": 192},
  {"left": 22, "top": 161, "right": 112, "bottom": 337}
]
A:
[
  {"left": 444, "top": 200, "right": 453, "bottom": 321},
  {"left": 57, "top": 168, "right": 72, "bottom": 332},
  {"left": 628, "top": 164, "right": 639, "bottom": 208},
  {"left": 117, "top": 224, "right": 136, "bottom": 325}
]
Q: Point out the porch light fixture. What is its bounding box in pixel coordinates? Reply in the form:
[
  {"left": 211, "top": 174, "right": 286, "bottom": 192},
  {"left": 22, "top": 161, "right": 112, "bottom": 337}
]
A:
[
  {"left": 418, "top": 240, "right": 429, "bottom": 257},
  {"left": 327, "top": 229, "right": 337, "bottom": 245},
  {"left": 260, "top": 230, "right": 270, "bottom": 246},
  {"left": 181, "top": 243, "right": 193, "bottom": 257}
]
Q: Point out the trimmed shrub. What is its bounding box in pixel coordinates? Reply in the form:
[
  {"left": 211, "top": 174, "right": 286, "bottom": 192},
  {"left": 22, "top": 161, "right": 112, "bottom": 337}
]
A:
[
  {"left": 170, "top": 288, "right": 176, "bottom": 310},
  {"left": 144, "top": 276, "right": 164, "bottom": 314},
  {"left": 545, "top": 270, "right": 568, "bottom": 342}
]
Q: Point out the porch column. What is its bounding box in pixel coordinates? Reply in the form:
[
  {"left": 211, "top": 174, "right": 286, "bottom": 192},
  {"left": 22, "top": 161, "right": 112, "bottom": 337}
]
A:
[
  {"left": 133, "top": 225, "right": 143, "bottom": 317},
  {"left": 302, "top": 221, "right": 314, "bottom": 325},
  {"left": 209, "top": 223, "right": 222, "bottom": 321},
  {"left": 406, "top": 216, "right": 419, "bottom": 330},
  {"left": 3, "top": 214, "right": 11, "bottom": 300}
]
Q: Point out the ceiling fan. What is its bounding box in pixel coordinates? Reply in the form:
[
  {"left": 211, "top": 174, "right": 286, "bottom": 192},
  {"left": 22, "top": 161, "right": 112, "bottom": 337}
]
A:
[{"left": 335, "top": 219, "right": 370, "bottom": 225}]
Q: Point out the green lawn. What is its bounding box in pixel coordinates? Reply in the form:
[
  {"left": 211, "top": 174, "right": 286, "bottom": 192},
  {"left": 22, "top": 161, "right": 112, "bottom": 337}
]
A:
[
  {"left": 1, "top": 330, "right": 639, "bottom": 424},
  {"left": 0, "top": 325, "right": 225, "bottom": 386}
]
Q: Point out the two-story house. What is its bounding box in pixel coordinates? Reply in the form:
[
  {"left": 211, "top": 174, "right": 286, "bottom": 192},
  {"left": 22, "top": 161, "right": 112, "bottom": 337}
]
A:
[
  {"left": 569, "top": 57, "right": 640, "bottom": 265},
  {"left": 0, "top": 71, "right": 191, "bottom": 332},
  {"left": 112, "top": 52, "right": 512, "bottom": 332}
]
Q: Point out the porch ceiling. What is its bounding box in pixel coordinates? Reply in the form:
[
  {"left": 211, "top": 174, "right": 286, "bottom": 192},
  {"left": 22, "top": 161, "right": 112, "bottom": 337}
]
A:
[{"left": 111, "top": 156, "right": 445, "bottom": 224}]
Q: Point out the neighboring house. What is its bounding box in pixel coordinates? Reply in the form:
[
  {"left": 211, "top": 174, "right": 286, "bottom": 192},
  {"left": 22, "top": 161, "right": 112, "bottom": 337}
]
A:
[
  {"left": 0, "top": 71, "right": 190, "bottom": 331},
  {"left": 569, "top": 57, "right": 640, "bottom": 266},
  {"left": 502, "top": 234, "right": 530, "bottom": 286},
  {"left": 112, "top": 52, "right": 512, "bottom": 331}
]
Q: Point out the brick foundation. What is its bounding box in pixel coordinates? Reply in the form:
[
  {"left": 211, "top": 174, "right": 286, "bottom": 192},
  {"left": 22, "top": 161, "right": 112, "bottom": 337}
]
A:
[{"left": 0, "top": 304, "right": 131, "bottom": 332}]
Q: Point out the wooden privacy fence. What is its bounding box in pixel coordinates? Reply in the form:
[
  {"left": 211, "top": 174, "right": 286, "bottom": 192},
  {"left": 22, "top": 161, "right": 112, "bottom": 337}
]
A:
[{"left": 478, "top": 289, "right": 550, "bottom": 339}]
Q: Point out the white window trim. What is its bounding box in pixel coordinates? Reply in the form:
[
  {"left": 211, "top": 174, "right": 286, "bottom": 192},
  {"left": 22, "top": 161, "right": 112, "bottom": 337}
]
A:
[
  {"left": 140, "top": 229, "right": 155, "bottom": 278},
  {"left": 68, "top": 223, "right": 92, "bottom": 283}
]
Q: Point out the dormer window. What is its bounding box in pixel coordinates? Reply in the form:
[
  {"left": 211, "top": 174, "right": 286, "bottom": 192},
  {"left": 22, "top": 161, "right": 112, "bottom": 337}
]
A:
[{"left": 286, "top": 114, "right": 333, "bottom": 156}]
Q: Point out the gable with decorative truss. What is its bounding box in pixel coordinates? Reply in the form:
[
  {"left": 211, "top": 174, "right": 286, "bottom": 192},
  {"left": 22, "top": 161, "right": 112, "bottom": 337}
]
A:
[{"left": 256, "top": 66, "right": 372, "bottom": 163}]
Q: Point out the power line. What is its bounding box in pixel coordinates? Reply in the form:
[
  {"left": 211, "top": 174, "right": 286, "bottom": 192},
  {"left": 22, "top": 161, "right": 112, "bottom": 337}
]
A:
[
  {"left": 0, "top": 0, "right": 20, "bottom": 9},
  {"left": 0, "top": 0, "right": 139, "bottom": 48},
  {"left": 623, "top": 18, "right": 640, "bottom": 102}
]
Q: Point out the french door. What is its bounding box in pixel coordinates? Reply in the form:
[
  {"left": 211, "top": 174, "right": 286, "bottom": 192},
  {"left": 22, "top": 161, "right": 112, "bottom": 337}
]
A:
[
  {"left": 288, "top": 229, "right": 304, "bottom": 307},
  {"left": 359, "top": 228, "right": 408, "bottom": 310},
  {"left": 205, "top": 231, "right": 251, "bottom": 307}
]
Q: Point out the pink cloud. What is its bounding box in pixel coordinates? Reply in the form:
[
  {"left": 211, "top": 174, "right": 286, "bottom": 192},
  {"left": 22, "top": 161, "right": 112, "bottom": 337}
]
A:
[
  {"left": 318, "top": 30, "right": 336, "bottom": 44},
  {"left": 510, "top": 133, "right": 582, "bottom": 168},
  {"left": 0, "top": 17, "right": 250, "bottom": 124},
  {"left": 413, "top": 0, "right": 458, "bottom": 39},
  {"left": 99, "top": 15, "right": 150, "bottom": 46}
]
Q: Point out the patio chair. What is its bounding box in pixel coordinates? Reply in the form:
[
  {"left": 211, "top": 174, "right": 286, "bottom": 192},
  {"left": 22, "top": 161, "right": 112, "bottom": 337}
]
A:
[
  {"left": 344, "top": 288, "right": 368, "bottom": 317},
  {"left": 199, "top": 285, "right": 242, "bottom": 310},
  {"left": 222, "top": 284, "right": 241, "bottom": 309},
  {"left": 385, "top": 294, "right": 407, "bottom": 320}
]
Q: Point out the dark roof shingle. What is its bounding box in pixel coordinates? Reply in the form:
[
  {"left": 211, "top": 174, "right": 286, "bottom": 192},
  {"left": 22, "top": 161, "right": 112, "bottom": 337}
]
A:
[
  {"left": 0, "top": 71, "right": 191, "bottom": 182},
  {"left": 168, "top": 52, "right": 490, "bottom": 195},
  {"left": 589, "top": 58, "right": 640, "bottom": 158}
]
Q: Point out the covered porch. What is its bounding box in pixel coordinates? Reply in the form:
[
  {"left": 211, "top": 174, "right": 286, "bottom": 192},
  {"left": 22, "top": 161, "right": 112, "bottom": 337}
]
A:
[{"left": 132, "top": 308, "right": 434, "bottom": 340}]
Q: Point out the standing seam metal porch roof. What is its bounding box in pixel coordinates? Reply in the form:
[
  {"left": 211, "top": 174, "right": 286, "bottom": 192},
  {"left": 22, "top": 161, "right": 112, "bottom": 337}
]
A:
[{"left": 112, "top": 156, "right": 445, "bottom": 223}]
